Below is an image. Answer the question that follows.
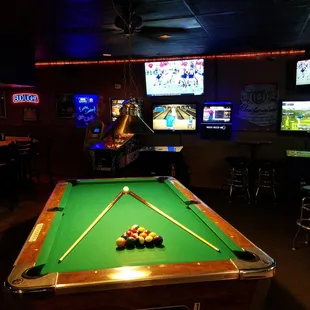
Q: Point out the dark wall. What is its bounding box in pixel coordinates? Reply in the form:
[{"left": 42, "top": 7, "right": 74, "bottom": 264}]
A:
[{"left": 0, "top": 56, "right": 309, "bottom": 187}]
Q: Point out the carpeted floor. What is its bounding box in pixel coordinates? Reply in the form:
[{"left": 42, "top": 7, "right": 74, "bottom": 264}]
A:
[{"left": 0, "top": 184, "right": 309, "bottom": 309}]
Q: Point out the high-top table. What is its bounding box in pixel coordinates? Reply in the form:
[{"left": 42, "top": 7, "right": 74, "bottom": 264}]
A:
[
  {"left": 0, "top": 136, "right": 38, "bottom": 147},
  {"left": 236, "top": 140, "right": 272, "bottom": 161}
]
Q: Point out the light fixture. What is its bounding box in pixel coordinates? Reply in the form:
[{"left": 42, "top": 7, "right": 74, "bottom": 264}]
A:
[
  {"left": 159, "top": 35, "right": 171, "bottom": 39},
  {"left": 36, "top": 49, "right": 306, "bottom": 67},
  {"left": 103, "top": 53, "right": 112, "bottom": 57}
]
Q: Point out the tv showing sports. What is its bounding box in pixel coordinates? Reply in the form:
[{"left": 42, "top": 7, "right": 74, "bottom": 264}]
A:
[
  {"left": 280, "top": 101, "right": 310, "bottom": 132},
  {"left": 202, "top": 103, "right": 232, "bottom": 123},
  {"left": 145, "top": 59, "right": 204, "bottom": 97},
  {"left": 296, "top": 59, "right": 310, "bottom": 86},
  {"left": 152, "top": 104, "right": 196, "bottom": 131}
]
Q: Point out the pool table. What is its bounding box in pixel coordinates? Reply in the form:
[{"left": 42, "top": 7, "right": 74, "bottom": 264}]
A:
[{"left": 6, "top": 177, "right": 276, "bottom": 310}]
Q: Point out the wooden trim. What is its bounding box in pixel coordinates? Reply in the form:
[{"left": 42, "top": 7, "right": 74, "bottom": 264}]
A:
[
  {"left": 169, "top": 178, "right": 253, "bottom": 248},
  {"left": 15, "top": 183, "right": 68, "bottom": 265}
]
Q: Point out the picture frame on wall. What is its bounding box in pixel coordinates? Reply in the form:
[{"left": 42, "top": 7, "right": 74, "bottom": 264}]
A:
[
  {"left": 23, "top": 107, "right": 39, "bottom": 122},
  {"left": 56, "top": 94, "right": 76, "bottom": 118},
  {"left": 0, "top": 92, "right": 7, "bottom": 119}
]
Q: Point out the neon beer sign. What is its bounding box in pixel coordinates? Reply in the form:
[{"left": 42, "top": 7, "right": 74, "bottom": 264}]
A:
[{"left": 12, "top": 93, "right": 40, "bottom": 104}]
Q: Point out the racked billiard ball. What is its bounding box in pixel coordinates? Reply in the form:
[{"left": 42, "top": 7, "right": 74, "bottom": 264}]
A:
[
  {"left": 126, "top": 237, "right": 136, "bottom": 248},
  {"left": 135, "top": 236, "right": 145, "bottom": 247},
  {"left": 144, "top": 229, "right": 151, "bottom": 235},
  {"left": 153, "top": 235, "right": 163, "bottom": 246},
  {"left": 132, "top": 233, "right": 139, "bottom": 239},
  {"left": 139, "top": 232, "right": 147, "bottom": 239},
  {"left": 116, "top": 237, "right": 126, "bottom": 248},
  {"left": 144, "top": 235, "right": 154, "bottom": 247},
  {"left": 121, "top": 233, "right": 129, "bottom": 240},
  {"left": 149, "top": 232, "right": 157, "bottom": 238},
  {"left": 137, "top": 227, "right": 145, "bottom": 234},
  {"left": 129, "top": 228, "right": 137, "bottom": 234},
  {"left": 126, "top": 230, "right": 133, "bottom": 236},
  {"left": 131, "top": 224, "right": 139, "bottom": 230}
]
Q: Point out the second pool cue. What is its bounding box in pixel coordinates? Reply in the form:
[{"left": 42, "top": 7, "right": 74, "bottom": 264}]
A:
[{"left": 129, "top": 191, "right": 220, "bottom": 252}]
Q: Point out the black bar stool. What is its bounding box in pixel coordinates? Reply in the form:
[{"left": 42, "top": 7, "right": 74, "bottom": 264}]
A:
[
  {"left": 225, "top": 156, "right": 250, "bottom": 203},
  {"left": 255, "top": 160, "right": 277, "bottom": 203},
  {"left": 292, "top": 189, "right": 310, "bottom": 250}
]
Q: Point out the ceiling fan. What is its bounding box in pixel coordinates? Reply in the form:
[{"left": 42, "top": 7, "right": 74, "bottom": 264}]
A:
[{"left": 101, "top": 0, "right": 193, "bottom": 39}]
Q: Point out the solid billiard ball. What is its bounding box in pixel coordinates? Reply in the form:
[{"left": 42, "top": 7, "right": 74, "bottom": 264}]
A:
[
  {"left": 116, "top": 237, "right": 126, "bottom": 248},
  {"left": 144, "top": 235, "right": 153, "bottom": 247},
  {"left": 139, "top": 232, "right": 147, "bottom": 239},
  {"left": 131, "top": 224, "right": 139, "bottom": 230},
  {"left": 121, "top": 233, "right": 129, "bottom": 240},
  {"left": 138, "top": 227, "right": 145, "bottom": 234},
  {"left": 135, "top": 236, "right": 145, "bottom": 246},
  {"left": 144, "top": 230, "right": 151, "bottom": 235},
  {"left": 130, "top": 228, "right": 137, "bottom": 234},
  {"left": 126, "top": 230, "right": 133, "bottom": 236},
  {"left": 123, "top": 186, "right": 130, "bottom": 193},
  {"left": 149, "top": 232, "right": 157, "bottom": 238},
  {"left": 153, "top": 235, "right": 163, "bottom": 246},
  {"left": 126, "top": 237, "right": 136, "bottom": 248}
]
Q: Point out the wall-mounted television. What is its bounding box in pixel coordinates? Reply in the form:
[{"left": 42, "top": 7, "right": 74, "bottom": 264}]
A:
[
  {"left": 145, "top": 59, "right": 204, "bottom": 97},
  {"left": 202, "top": 102, "right": 232, "bottom": 124},
  {"left": 280, "top": 100, "right": 310, "bottom": 132},
  {"left": 75, "top": 94, "right": 98, "bottom": 128},
  {"left": 110, "top": 98, "right": 144, "bottom": 122},
  {"left": 296, "top": 59, "right": 310, "bottom": 86},
  {"left": 152, "top": 103, "right": 197, "bottom": 132}
]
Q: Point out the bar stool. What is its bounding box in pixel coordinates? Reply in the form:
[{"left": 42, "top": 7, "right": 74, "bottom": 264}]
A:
[
  {"left": 225, "top": 157, "right": 250, "bottom": 203},
  {"left": 255, "top": 160, "right": 277, "bottom": 203},
  {"left": 292, "top": 191, "right": 310, "bottom": 250}
]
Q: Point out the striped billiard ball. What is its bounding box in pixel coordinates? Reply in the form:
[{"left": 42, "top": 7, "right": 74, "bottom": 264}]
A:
[
  {"left": 135, "top": 236, "right": 145, "bottom": 247},
  {"left": 116, "top": 237, "right": 126, "bottom": 248},
  {"left": 144, "top": 235, "right": 154, "bottom": 247}
]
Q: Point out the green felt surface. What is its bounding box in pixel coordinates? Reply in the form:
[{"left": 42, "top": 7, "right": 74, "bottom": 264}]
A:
[
  {"left": 286, "top": 150, "right": 310, "bottom": 158},
  {"left": 37, "top": 178, "right": 242, "bottom": 274}
]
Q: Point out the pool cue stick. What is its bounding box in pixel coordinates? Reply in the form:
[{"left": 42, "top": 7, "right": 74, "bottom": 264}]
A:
[
  {"left": 58, "top": 191, "right": 124, "bottom": 263},
  {"left": 129, "top": 191, "right": 220, "bottom": 253}
]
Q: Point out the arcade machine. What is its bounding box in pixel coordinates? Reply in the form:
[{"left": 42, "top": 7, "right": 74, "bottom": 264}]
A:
[
  {"left": 88, "top": 98, "right": 153, "bottom": 176},
  {"left": 84, "top": 120, "right": 105, "bottom": 148}
]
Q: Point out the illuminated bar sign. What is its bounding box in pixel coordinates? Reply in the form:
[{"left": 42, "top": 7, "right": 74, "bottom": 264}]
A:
[{"left": 12, "top": 93, "right": 40, "bottom": 104}]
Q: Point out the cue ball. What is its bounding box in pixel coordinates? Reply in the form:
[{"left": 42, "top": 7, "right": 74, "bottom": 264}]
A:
[{"left": 123, "top": 186, "right": 130, "bottom": 193}]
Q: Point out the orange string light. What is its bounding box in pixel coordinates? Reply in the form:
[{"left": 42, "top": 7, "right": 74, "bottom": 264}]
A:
[{"left": 35, "top": 50, "right": 305, "bottom": 67}]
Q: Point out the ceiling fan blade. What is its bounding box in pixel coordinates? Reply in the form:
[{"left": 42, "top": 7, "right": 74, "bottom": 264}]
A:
[{"left": 138, "top": 26, "right": 189, "bottom": 35}]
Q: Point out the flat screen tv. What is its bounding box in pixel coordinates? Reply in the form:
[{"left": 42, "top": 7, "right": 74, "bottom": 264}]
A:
[
  {"left": 280, "top": 100, "right": 310, "bottom": 132},
  {"left": 152, "top": 104, "right": 197, "bottom": 132},
  {"left": 202, "top": 102, "right": 232, "bottom": 124},
  {"left": 145, "top": 59, "right": 204, "bottom": 97},
  {"left": 296, "top": 59, "right": 310, "bottom": 86},
  {"left": 75, "top": 94, "right": 98, "bottom": 128}
]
